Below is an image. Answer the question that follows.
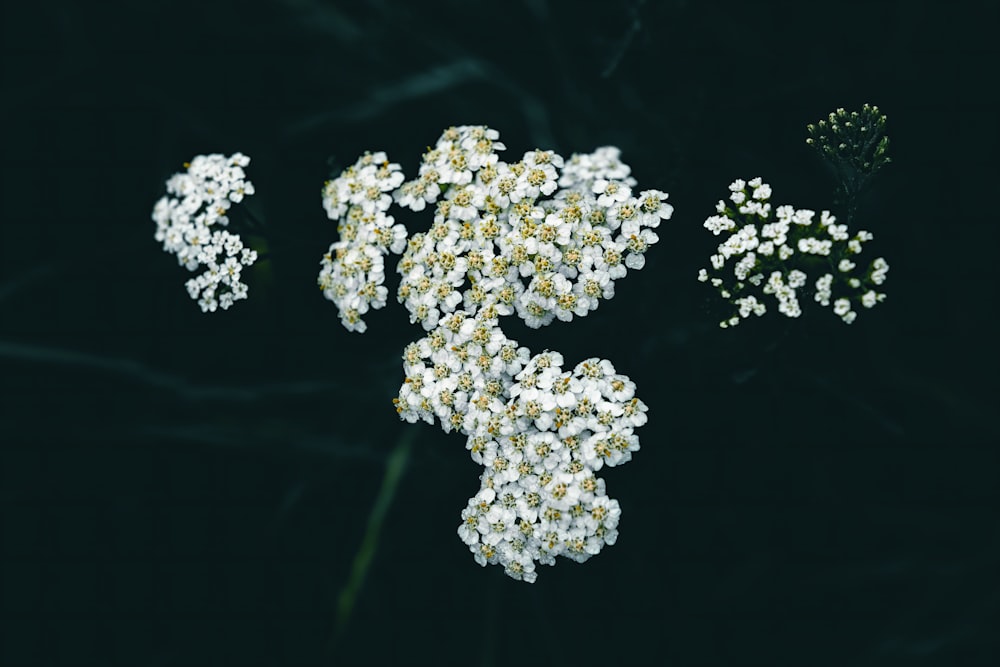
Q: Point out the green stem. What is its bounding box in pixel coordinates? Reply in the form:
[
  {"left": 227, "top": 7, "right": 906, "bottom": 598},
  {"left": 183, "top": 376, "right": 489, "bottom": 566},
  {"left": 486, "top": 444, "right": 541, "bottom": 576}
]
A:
[{"left": 329, "top": 427, "right": 417, "bottom": 654}]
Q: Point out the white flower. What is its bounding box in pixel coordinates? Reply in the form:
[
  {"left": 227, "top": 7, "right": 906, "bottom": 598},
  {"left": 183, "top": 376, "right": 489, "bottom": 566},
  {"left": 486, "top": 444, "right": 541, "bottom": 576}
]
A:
[
  {"left": 736, "top": 295, "right": 766, "bottom": 318},
  {"left": 798, "top": 237, "right": 833, "bottom": 255},
  {"left": 152, "top": 152, "right": 259, "bottom": 311},
  {"left": 700, "top": 176, "right": 889, "bottom": 326},
  {"left": 592, "top": 179, "right": 631, "bottom": 207},
  {"left": 704, "top": 215, "right": 736, "bottom": 236},
  {"left": 638, "top": 189, "right": 673, "bottom": 226},
  {"left": 827, "top": 223, "right": 849, "bottom": 241},
  {"left": 792, "top": 208, "right": 815, "bottom": 226},
  {"left": 559, "top": 146, "right": 635, "bottom": 189},
  {"left": 752, "top": 182, "right": 772, "bottom": 201},
  {"left": 814, "top": 273, "right": 833, "bottom": 306},
  {"left": 870, "top": 257, "right": 889, "bottom": 285}
]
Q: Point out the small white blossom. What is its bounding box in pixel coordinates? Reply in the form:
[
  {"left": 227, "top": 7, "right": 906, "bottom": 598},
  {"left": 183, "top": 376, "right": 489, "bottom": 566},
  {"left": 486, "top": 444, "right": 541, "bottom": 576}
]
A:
[
  {"left": 704, "top": 215, "right": 736, "bottom": 236},
  {"left": 700, "top": 177, "right": 889, "bottom": 326},
  {"left": 798, "top": 237, "right": 833, "bottom": 255},
  {"left": 152, "top": 152, "right": 259, "bottom": 311},
  {"left": 870, "top": 257, "right": 889, "bottom": 285}
]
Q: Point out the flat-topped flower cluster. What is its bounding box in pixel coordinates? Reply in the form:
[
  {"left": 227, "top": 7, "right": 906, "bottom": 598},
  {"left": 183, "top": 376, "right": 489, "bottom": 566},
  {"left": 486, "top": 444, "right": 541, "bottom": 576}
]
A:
[
  {"left": 396, "top": 310, "right": 647, "bottom": 581},
  {"left": 317, "top": 126, "right": 671, "bottom": 334},
  {"left": 698, "top": 177, "right": 888, "bottom": 327},
  {"left": 315, "top": 125, "right": 666, "bottom": 581},
  {"left": 151, "top": 153, "right": 259, "bottom": 312}
]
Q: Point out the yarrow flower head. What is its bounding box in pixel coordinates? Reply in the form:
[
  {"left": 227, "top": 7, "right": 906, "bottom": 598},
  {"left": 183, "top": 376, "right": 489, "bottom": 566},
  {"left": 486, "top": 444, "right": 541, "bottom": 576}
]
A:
[
  {"left": 390, "top": 302, "right": 650, "bottom": 581},
  {"left": 698, "top": 177, "right": 888, "bottom": 327},
  {"left": 395, "top": 315, "right": 648, "bottom": 582},
  {"left": 317, "top": 151, "right": 408, "bottom": 332},
  {"left": 152, "top": 152, "right": 259, "bottom": 312},
  {"left": 392, "top": 126, "right": 672, "bottom": 332},
  {"left": 357, "top": 125, "right": 665, "bottom": 581}
]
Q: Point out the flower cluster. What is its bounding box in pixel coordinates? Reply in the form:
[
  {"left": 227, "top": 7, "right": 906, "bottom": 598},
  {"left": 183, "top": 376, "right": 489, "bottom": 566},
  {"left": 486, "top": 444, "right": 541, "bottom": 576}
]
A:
[
  {"left": 151, "top": 153, "right": 259, "bottom": 312},
  {"left": 394, "top": 309, "right": 646, "bottom": 581},
  {"left": 806, "top": 104, "right": 891, "bottom": 225},
  {"left": 806, "top": 104, "right": 891, "bottom": 178},
  {"left": 698, "top": 177, "right": 888, "bottom": 327},
  {"left": 317, "top": 152, "right": 408, "bottom": 332},
  {"left": 394, "top": 310, "right": 528, "bottom": 433},
  {"left": 154, "top": 112, "right": 895, "bottom": 583},
  {"left": 463, "top": 354, "right": 645, "bottom": 582},
  {"left": 393, "top": 126, "right": 672, "bottom": 330},
  {"left": 368, "top": 126, "right": 661, "bottom": 581}
]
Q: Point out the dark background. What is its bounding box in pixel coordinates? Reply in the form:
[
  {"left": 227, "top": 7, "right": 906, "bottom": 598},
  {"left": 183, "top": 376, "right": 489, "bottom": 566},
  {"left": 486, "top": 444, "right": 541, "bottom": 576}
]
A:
[{"left": 2, "top": 0, "right": 998, "bottom": 665}]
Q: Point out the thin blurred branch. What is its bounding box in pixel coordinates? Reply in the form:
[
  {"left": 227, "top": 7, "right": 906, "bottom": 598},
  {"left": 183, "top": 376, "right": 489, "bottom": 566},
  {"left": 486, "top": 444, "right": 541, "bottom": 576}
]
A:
[
  {"left": 284, "top": 60, "right": 487, "bottom": 134},
  {"left": 884, "top": 367, "right": 1000, "bottom": 441},
  {"left": 601, "top": 0, "right": 647, "bottom": 78},
  {"left": 330, "top": 427, "right": 416, "bottom": 653},
  {"left": 279, "top": 0, "right": 364, "bottom": 44},
  {"left": 284, "top": 54, "right": 555, "bottom": 149},
  {"left": 135, "top": 419, "right": 389, "bottom": 463},
  {"left": 416, "top": 27, "right": 558, "bottom": 150},
  {"left": 283, "top": 57, "right": 556, "bottom": 149},
  {"left": 797, "top": 368, "right": 905, "bottom": 438},
  {"left": 0, "top": 339, "right": 350, "bottom": 402}
]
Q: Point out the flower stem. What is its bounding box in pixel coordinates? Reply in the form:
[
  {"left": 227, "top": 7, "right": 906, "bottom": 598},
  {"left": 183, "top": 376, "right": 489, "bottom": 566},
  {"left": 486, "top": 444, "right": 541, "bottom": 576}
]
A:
[{"left": 329, "top": 427, "right": 416, "bottom": 653}]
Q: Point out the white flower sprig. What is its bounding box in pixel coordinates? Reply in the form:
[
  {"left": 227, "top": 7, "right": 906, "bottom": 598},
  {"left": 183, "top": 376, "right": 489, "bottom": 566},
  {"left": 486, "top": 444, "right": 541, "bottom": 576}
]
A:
[
  {"left": 152, "top": 152, "right": 259, "bottom": 312},
  {"left": 317, "top": 151, "right": 408, "bottom": 332},
  {"left": 698, "top": 177, "right": 888, "bottom": 327}
]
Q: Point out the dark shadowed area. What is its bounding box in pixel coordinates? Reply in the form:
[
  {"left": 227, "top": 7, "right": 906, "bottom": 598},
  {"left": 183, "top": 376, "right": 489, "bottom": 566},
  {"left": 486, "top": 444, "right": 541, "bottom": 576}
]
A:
[{"left": 1, "top": 0, "right": 998, "bottom": 665}]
